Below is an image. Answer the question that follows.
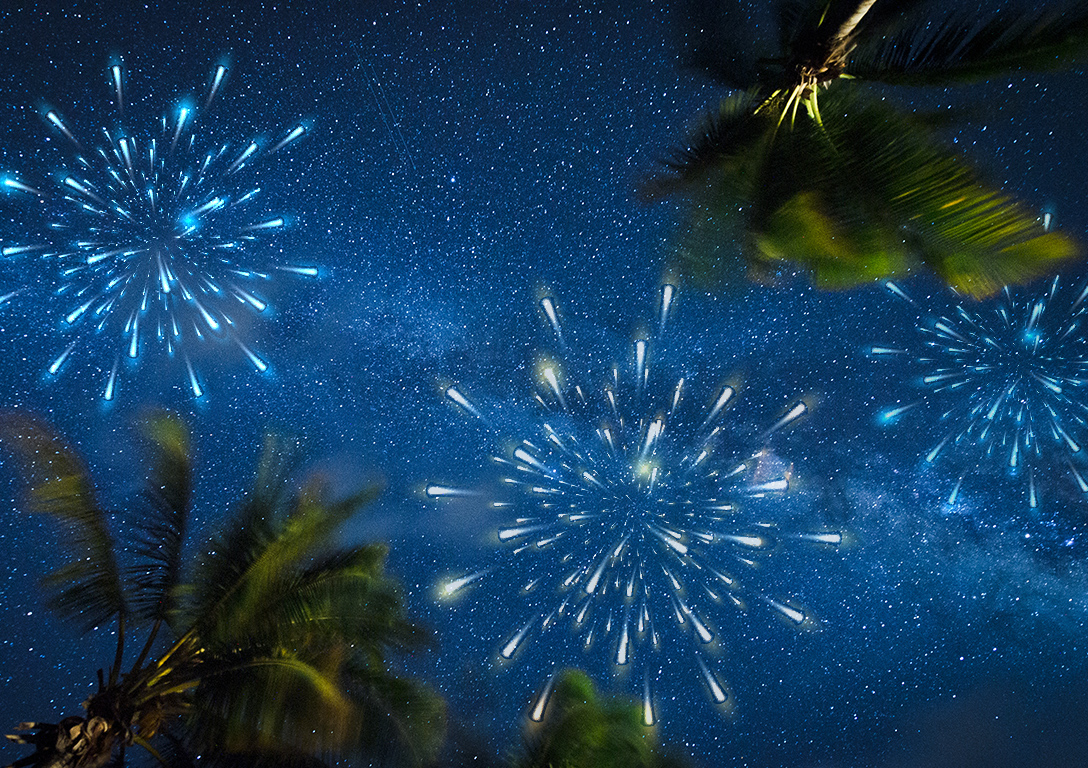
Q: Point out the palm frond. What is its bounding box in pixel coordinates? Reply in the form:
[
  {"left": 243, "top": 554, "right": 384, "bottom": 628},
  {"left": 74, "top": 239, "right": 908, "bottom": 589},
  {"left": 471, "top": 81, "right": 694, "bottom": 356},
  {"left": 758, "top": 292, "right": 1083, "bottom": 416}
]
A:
[
  {"left": 128, "top": 412, "right": 192, "bottom": 624},
  {"left": 237, "top": 545, "right": 426, "bottom": 653},
  {"left": 848, "top": 3, "right": 1088, "bottom": 86},
  {"left": 655, "top": 84, "right": 1076, "bottom": 295},
  {"left": 516, "top": 670, "right": 655, "bottom": 768},
  {"left": 180, "top": 432, "right": 299, "bottom": 632},
  {"left": 772, "top": 85, "right": 1078, "bottom": 295},
  {"left": 342, "top": 661, "right": 448, "bottom": 768},
  {"left": 0, "top": 413, "right": 126, "bottom": 630},
  {"left": 190, "top": 479, "right": 381, "bottom": 645},
  {"left": 186, "top": 647, "right": 356, "bottom": 757}
]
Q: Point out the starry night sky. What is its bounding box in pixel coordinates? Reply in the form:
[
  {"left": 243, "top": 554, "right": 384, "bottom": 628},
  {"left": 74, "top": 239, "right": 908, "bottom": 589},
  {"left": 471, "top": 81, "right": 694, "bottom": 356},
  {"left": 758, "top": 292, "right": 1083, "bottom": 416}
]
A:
[{"left": 3, "top": 1, "right": 1088, "bottom": 766}]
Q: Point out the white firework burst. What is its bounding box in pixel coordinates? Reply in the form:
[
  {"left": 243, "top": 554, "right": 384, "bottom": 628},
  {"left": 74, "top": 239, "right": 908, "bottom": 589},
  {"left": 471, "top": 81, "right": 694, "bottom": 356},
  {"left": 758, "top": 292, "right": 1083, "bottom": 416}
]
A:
[
  {"left": 429, "top": 286, "right": 844, "bottom": 724},
  {"left": 871, "top": 277, "right": 1088, "bottom": 508},
  {"left": 0, "top": 61, "right": 316, "bottom": 400}
]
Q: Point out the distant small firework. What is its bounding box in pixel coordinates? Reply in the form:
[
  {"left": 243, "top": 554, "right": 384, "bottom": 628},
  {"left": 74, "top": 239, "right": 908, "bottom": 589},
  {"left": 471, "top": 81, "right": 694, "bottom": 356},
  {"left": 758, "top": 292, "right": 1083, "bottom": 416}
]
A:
[
  {"left": 871, "top": 278, "right": 1088, "bottom": 508},
  {"left": 429, "top": 286, "right": 844, "bottom": 724},
  {"left": 0, "top": 62, "right": 316, "bottom": 400}
]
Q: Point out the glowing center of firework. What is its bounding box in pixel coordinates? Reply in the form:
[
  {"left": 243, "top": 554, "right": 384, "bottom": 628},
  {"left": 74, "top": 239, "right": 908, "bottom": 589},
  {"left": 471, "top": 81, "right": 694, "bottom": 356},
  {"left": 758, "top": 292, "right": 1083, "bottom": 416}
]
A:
[
  {"left": 1, "top": 63, "right": 314, "bottom": 401},
  {"left": 431, "top": 289, "right": 840, "bottom": 725},
  {"left": 874, "top": 279, "right": 1088, "bottom": 508}
]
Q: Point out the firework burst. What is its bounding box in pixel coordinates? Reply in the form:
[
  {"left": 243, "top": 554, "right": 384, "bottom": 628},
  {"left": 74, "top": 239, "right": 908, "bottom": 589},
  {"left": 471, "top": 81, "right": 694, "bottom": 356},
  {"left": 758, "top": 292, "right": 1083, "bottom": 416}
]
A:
[
  {"left": 0, "top": 62, "right": 316, "bottom": 400},
  {"left": 428, "top": 286, "right": 844, "bottom": 724},
  {"left": 871, "top": 277, "right": 1088, "bottom": 508}
]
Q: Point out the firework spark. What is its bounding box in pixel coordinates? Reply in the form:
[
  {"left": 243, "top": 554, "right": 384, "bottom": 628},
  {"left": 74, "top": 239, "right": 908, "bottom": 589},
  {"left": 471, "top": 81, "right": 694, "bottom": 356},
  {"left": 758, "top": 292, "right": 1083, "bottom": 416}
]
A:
[
  {"left": 0, "top": 62, "right": 316, "bottom": 400},
  {"left": 871, "top": 277, "right": 1088, "bottom": 508},
  {"left": 429, "top": 286, "right": 843, "bottom": 724}
]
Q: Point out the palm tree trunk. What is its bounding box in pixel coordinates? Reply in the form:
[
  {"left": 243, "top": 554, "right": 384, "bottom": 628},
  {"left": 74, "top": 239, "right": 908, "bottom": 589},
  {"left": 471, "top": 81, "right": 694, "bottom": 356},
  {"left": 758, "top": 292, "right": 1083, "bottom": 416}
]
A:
[{"left": 833, "top": 0, "right": 879, "bottom": 44}]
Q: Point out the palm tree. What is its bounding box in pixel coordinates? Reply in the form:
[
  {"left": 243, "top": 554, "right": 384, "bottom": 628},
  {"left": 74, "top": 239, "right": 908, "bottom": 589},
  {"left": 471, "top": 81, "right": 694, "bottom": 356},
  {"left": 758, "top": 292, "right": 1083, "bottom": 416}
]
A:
[
  {"left": 512, "top": 670, "right": 692, "bottom": 768},
  {"left": 649, "top": 0, "right": 1088, "bottom": 297},
  {"left": 0, "top": 412, "right": 444, "bottom": 768}
]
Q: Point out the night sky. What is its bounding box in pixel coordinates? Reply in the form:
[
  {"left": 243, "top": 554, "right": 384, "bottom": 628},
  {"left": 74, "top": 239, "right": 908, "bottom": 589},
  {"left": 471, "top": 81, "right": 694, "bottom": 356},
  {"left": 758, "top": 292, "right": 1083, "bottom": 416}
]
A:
[{"left": 3, "top": 1, "right": 1088, "bottom": 766}]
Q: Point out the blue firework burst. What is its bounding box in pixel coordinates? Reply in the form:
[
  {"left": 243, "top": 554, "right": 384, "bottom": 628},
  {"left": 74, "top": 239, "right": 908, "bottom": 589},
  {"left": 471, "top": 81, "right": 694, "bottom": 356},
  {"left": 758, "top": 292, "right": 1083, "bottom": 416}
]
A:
[
  {"left": 872, "top": 278, "right": 1088, "bottom": 508},
  {"left": 428, "top": 286, "right": 844, "bottom": 724},
  {"left": 0, "top": 62, "right": 316, "bottom": 400}
]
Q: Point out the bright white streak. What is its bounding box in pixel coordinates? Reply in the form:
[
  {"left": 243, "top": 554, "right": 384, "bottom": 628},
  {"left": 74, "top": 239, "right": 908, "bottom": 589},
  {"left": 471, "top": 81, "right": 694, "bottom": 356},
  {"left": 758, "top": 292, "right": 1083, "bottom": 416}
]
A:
[
  {"left": 749, "top": 478, "right": 789, "bottom": 493},
  {"left": 542, "top": 366, "right": 567, "bottom": 409},
  {"left": 642, "top": 678, "right": 655, "bottom": 725},
  {"left": 659, "top": 283, "right": 675, "bottom": 328},
  {"left": 765, "top": 401, "right": 807, "bottom": 435},
  {"left": 236, "top": 341, "right": 269, "bottom": 372},
  {"left": 66, "top": 298, "right": 95, "bottom": 325},
  {"left": 885, "top": 281, "right": 912, "bottom": 303},
  {"left": 541, "top": 297, "right": 562, "bottom": 340},
  {"left": 1070, "top": 462, "right": 1088, "bottom": 493},
  {"left": 230, "top": 285, "right": 267, "bottom": 311},
  {"left": 764, "top": 597, "right": 806, "bottom": 625},
  {"left": 501, "top": 618, "right": 535, "bottom": 659},
  {"left": 48, "top": 343, "right": 77, "bottom": 375},
  {"left": 881, "top": 403, "right": 916, "bottom": 421},
  {"left": 192, "top": 300, "right": 221, "bottom": 332},
  {"left": 185, "top": 357, "right": 203, "bottom": 398},
  {"left": 103, "top": 359, "right": 119, "bottom": 401},
  {"left": 687, "top": 608, "right": 714, "bottom": 643},
  {"left": 46, "top": 111, "right": 77, "bottom": 143},
  {"left": 947, "top": 475, "right": 964, "bottom": 505},
  {"left": 586, "top": 537, "right": 627, "bottom": 593},
  {"left": 498, "top": 523, "right": 551, "bottom": 541},
  {"left": 269, "top": 124, "right": 307, "bottom": 153},
  {"left": 799, "top": 532, "right": 843, "bottom": 545},
  {"left": 228, "top": 141, "right": 259, "bottom": 173},
  {"left": 696, "top": 656, "right": 728, "bottom": 704},
  {"left": 243, "top": 218, "right": 285, "bottom": 231},
  {"left": 926, "top": 436, "right": 950, "bottom": 463},
  {"left": 441, "top": 571, "right": 488, "bottom": 596},
  {"left": 171, "top": 106, "right": 189, "bottom": 152},
  {"left": 702, "top": 386, "right": 735, "bottom": 428},
  {"left": 277, "top": 265, "right": 320, "bottom": 277},
  {"left": 207, "top": 65, "right": 228, "bottom": 106},
  {"left": 445, "top": 386, "right": 482, "bottom": 419},
  {"left": 649, "top": 525, "right": 688, "bottom": 555},
  {"left": 111, "top": 65, "right": 123, "bottom": 112},
  {"left": 513, "top": 446, "right": 548, "bottom": 473},
  {"left": 425, "top": 485, "right": 477, "bottom": 498},
  {"left": 2, "top": 177, "right": 41, "bottom": 195},
  {"left": 718, "top": 534, "right": 765, "bottom": 548},
  {"left": 530, "top": 673, "right": 556, "bottom": 722},
  {"left": 616, "top": 620, "right": 630, "bottom": 665}
]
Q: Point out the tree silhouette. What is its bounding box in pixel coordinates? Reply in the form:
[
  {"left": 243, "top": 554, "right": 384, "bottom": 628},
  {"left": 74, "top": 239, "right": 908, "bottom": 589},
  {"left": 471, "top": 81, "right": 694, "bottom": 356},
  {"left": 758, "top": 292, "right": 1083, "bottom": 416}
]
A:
[
  {"left": 648, "top": 0, "right": 1088, "bottom": 297},
  {"left": 0, "top": 412, "right": 444, "bottom": 768}
]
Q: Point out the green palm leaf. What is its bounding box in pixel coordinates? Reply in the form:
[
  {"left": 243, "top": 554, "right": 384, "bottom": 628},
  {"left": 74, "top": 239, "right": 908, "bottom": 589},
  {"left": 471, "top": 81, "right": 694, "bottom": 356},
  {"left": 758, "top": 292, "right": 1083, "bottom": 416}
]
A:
[
  {"left": 0, "top": 413, "right": 126, "bottom": 631},
  {"left": 128, "top": 412, "right": 192, "bottom": 624},
  {"left": 187, "top": 648, "right": 356, "bottom": 756},
  {"left": 516, "top": 670, "right": 661, "bottom": 768},
  {"left": 342, "top": 660, "right": 447, "bottom": 767},
  {"left": 657, "top": 84, "right": 1076, "bottom": 295},
  {"left": 188, "top": 480, "right": 381, "bottom": 646}
]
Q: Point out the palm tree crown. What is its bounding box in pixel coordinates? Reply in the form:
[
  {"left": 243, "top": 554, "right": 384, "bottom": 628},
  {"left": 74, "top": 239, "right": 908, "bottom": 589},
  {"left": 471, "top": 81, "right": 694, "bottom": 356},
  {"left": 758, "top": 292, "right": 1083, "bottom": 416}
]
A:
[
  {"left": 0, "top": 413, "right": 444, "bottom": 768},
  {"left": 652, "top": 0, "right": 1088, "bottom": 297}
]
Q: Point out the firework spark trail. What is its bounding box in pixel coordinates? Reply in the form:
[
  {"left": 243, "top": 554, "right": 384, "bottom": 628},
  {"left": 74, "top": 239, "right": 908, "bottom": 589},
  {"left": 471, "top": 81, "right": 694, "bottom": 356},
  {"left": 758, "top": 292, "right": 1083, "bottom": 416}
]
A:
[
  {"left": 0, "top": 62, "right": 318, "bottom": 400},
  {"left": 429, "top": 286, "right": 844, "bottom": 724},
  {"left": 872, "top": 278, "right": 1088, "bottom": 508}
]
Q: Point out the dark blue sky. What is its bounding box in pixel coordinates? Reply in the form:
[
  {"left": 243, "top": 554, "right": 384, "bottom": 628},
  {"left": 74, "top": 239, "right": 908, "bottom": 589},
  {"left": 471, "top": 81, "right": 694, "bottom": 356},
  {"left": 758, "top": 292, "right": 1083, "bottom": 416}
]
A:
[{"left": 3, "top": 1, "right": 1088, "bottom": 766}]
